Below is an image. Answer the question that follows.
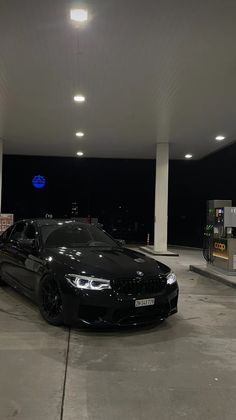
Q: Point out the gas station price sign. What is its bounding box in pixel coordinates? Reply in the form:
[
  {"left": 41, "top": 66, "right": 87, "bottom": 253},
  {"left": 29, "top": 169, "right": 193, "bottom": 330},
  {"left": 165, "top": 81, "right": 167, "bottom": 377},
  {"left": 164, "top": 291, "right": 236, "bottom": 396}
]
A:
[{"left": 0, "top": 214, "right": 14, "bottom": 233}]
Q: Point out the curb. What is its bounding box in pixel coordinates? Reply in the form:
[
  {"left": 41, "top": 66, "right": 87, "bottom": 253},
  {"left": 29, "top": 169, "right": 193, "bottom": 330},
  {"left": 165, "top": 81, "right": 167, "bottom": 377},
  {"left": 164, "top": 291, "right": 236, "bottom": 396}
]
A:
[
  {"left": 139, "top": 246, "right": 179, "bottom": 257},
  {"left": 189, "top": 265, "right": 236, "bottom": 289}
]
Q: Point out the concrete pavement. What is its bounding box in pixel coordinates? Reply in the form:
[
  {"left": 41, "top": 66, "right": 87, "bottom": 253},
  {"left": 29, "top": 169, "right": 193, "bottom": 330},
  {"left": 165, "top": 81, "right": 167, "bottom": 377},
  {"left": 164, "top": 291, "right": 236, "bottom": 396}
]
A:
[{"left": 1, "top": 249, "right": 236, "bottom": 419}]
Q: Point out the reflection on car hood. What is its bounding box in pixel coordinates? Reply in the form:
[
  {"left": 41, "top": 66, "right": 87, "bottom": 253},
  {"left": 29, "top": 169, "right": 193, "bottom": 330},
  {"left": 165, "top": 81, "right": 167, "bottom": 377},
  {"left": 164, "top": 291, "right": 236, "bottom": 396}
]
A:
[{"left": 46, "top": 246, "right": 170, "bottom": 280}]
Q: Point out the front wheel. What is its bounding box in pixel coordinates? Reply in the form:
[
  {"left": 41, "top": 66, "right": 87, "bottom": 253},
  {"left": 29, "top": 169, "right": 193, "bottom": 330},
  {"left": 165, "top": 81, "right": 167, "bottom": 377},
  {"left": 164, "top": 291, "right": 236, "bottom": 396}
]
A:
[{"left": 38, "top": 276, "right": 64, "bottom": 326}]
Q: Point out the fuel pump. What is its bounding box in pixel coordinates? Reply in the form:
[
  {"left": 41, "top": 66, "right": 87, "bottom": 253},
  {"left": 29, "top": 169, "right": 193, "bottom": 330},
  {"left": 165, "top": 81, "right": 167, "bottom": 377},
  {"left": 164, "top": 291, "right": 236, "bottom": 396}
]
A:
[{"left": 204, "top": 200, "right": 236, "bottom": 273}]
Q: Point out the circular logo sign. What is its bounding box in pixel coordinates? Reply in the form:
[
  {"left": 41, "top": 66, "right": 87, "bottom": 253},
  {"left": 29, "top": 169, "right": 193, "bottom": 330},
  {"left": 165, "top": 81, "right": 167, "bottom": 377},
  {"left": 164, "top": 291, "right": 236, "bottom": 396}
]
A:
[{"left": 32, "top": 175, "right": 46, "bottom": 189}]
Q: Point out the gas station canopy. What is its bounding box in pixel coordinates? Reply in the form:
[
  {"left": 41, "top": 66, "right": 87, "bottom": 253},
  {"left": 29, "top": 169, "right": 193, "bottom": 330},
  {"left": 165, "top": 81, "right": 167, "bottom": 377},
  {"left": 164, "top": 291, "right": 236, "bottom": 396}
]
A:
[{"left": 0, "top": 0, "right": 236, "bottom": 159}]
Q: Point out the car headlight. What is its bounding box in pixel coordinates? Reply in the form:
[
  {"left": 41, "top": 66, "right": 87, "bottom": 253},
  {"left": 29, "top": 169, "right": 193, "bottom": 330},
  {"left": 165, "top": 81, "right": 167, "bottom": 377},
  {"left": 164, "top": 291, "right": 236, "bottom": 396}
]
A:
[
  {"left": 65, "top": 274, "right": 111, "bottom": 291},
  {"left": 167, "top": 272, "right": 177, "bottom": 285}
]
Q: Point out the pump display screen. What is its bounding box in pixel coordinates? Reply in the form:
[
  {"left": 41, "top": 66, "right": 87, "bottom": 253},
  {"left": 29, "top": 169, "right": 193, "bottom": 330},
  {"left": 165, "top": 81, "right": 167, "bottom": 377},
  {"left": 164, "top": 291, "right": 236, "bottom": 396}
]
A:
[{"left": 215, "top": 208, "right": 224, "bottom": 225}]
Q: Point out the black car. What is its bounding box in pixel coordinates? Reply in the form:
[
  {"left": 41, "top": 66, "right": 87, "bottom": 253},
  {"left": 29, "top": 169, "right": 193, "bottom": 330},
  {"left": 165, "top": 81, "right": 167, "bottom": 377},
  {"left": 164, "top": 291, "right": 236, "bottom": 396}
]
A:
[{"left": 0, "top": 219, "right": 179, "bottom": 326}]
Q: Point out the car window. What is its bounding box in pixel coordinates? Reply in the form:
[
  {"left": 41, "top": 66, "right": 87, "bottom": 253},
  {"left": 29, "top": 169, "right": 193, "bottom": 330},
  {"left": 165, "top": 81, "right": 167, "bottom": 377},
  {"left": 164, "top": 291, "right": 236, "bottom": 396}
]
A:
[
  {"left": 41, "top": 223, "right": 119, "bottom": 248},
  {"left": 24, "top": 223, "right": 36, "bottom": 240},
  {"left": 0, "top": 225, "right": 15, "bottom": 241},
  {"left": 44, "top": 225, "right": 92, "bottom": 248},
  {"left": 10, "top": 222, "right": 27, "bottom": 242}
]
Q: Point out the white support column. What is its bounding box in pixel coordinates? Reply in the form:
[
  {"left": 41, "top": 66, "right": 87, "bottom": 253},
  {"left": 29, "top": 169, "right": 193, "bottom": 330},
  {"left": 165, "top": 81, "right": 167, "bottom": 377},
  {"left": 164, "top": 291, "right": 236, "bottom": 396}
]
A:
[
  {"left": 154, "top": 143, "right": 169, "bottom": 252},
  {"left": 0, "top": 139, "right": 2, "bottom": 213}
]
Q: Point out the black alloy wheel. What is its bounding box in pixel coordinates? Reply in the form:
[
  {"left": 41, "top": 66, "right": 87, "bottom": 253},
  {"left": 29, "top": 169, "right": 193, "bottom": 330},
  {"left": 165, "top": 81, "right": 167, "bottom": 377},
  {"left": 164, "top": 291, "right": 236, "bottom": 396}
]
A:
[{"left": 38, "top": 277, "right": 64, "bottom": 326}]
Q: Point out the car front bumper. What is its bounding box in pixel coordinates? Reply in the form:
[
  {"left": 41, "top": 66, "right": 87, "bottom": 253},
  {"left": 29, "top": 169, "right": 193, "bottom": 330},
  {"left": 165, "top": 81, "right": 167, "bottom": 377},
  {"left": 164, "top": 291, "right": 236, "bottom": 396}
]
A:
[{"left": 62, "top": 283, "right": 179, "bottom": 327}]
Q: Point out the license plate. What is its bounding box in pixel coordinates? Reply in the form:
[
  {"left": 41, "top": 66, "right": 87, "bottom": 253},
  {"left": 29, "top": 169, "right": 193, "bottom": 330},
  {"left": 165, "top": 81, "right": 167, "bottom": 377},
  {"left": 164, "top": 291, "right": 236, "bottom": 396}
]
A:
[{"left": 135, "top": 298, "right": 155, "bottom": 308}]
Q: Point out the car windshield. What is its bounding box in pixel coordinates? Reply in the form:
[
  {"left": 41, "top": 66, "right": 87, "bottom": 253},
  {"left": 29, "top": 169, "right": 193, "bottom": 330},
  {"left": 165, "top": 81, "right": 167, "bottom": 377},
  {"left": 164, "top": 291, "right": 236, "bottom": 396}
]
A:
[{"left": 41, "top": 223, "right": 120, "bottom": 249}]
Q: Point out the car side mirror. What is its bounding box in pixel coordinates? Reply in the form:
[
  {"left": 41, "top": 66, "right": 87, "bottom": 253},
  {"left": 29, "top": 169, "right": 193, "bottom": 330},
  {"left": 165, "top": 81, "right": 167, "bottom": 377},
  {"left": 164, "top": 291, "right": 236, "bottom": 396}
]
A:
[
  {"left": 18, "top": 238, "right": 36, "bottom": 250},
  {"left": 116, "top": 239, "right": 126, "bottom": 247}
]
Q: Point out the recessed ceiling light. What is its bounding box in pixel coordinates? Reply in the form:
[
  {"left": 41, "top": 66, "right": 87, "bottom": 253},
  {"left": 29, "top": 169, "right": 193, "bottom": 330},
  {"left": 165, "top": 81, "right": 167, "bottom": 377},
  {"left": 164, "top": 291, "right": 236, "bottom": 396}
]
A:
[
  {"left": 74, "top": 95, "right": 85, "bottom": 103},
  {"left": 185, "top": 154, "right": 193, "bottom": 159},
  {"left": 77, "top": 151, "right": 84, "bottom": 157},
  {"left": 76, "top": 132, "right": 84, "bottom": 137},
  {"left": 215, "top": 135, "right": 225, "bottom": 141},
  {"left": 70, "top": 9, "right": 88, "bottom": 22}
]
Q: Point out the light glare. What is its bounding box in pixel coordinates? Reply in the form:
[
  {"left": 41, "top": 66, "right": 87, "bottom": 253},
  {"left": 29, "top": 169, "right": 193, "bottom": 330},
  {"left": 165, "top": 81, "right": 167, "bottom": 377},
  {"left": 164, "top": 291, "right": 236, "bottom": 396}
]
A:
[
  {"left": 167, "top": 272, "right": 177, "bottom": 285},
  {"left": 73, "top": 95, "right": 85, "bottom": 102},
  {"left": 185, "top": 154, "right": 193, "bottom": 159},
  {"left": 76, "top": 132, "right": 84, "bottom": 137},
  {"left": 70, "top": 9, "right": 88, "bottom": 22},
  {"left": 77, "top": 151, "right": 84, "bottom": 157},
  {"left": 215, "top": 135, "right": 225, "bottom": 141}
]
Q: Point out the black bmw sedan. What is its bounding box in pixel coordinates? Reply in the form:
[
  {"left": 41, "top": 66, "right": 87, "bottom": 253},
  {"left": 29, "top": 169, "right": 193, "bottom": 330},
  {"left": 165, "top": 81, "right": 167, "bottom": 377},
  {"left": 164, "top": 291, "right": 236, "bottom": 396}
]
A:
[{"left": 0, "top": 219, "right": 179, "bottom": 326}]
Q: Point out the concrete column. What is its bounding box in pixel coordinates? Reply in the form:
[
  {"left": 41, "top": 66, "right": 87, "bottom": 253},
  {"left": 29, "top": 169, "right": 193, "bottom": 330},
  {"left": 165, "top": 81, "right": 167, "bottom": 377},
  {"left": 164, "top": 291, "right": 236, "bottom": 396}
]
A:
[
  {"left": 154, "top": 143, "right": 169, "bottom": 252},
  {"left": 0, "top": 139, "right": 3, "bottom": 212}
]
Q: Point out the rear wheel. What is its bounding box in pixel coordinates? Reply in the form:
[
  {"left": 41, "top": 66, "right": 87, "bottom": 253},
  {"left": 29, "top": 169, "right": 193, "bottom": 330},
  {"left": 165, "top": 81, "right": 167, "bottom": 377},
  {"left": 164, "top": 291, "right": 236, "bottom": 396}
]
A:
[{"left": 38, "top": 276, "right": 64, "bottom": 326}]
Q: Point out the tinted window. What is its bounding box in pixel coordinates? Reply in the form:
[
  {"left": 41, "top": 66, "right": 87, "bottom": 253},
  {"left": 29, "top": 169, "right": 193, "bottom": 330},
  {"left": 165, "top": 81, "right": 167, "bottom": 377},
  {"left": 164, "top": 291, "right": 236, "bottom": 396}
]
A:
[
  {"left": 10, "top": 222, "right": 27, "bottom": 241},
  {"left": 24, "top": 224, "right": 36, "bottom": 240},
  {"left": 41, "top": 223, "right": 119, "bottom": 248},
  {"left": 1, "top": 225, "right": 15, "bottom": 241}
]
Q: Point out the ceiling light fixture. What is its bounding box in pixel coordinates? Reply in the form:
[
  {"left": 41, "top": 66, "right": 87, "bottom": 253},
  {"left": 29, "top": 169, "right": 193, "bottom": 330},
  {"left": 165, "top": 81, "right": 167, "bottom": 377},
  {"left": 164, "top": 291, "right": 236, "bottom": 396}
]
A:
[
  {"left": 185, "top": 154, "right": 193, "bottom": 159},
  {"left": 70, "top": 9, "right": 88, "bottom": 22},
  {"left": 77, "top": 151, "right": 84, "bottom": 157},
  {"left": 76, "top": 132, "right": 84, "bottom": 137},
  {"left": 215, "top": 135, "right": 225, "bottom": 141},
  {"left": 74, "top": 95, "right": 85, "bottom": 103}
]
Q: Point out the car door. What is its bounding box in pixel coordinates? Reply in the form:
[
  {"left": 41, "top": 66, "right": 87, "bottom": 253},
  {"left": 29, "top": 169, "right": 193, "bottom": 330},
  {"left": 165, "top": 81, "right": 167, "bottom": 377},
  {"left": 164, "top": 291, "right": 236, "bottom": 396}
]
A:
[
  {"left": 0, "top": 221, "right": 27, "bottom": 288},
  {"left": 17, "top": 222, "right": 44, "bottom": 292},
  {"left": 0, "top": 221, "right": 43, "bottom": 294},
  {"left": 0, "top": 224, "right": 15, "bottom": 282}
]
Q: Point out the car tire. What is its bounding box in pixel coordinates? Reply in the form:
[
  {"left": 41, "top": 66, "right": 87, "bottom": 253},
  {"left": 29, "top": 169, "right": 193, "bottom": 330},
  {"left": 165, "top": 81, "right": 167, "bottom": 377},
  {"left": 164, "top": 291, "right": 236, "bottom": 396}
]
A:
[{"left": 38, "top": 276, "right": 64, "bottom": 326}]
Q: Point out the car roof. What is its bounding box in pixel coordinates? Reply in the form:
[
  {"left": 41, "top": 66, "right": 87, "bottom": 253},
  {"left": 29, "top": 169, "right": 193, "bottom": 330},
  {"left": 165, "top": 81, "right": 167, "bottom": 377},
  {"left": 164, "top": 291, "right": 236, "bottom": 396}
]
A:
[{"left": 19, "top": 219, "right": 93, "bottom": 228}]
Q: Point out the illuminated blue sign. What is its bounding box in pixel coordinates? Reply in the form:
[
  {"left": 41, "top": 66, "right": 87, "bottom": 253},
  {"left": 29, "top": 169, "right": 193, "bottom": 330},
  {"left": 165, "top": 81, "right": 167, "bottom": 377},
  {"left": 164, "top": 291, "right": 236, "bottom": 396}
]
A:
[{"left": 32, "top": 175, "right": 46, "bottom": 189}]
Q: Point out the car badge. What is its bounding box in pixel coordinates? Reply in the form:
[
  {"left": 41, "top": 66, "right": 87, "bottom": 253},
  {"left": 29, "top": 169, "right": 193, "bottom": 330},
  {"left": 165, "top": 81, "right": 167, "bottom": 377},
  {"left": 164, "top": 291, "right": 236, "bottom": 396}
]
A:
[{"left": 136, "top": 271, "right": 144, "bottom": 277}]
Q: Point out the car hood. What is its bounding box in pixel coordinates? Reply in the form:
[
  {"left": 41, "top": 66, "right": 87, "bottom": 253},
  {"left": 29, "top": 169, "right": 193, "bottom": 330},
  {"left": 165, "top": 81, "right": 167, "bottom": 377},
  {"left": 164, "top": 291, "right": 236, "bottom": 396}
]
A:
[{"left": 46, "top": 247, "right": 170, "bottom": 280}]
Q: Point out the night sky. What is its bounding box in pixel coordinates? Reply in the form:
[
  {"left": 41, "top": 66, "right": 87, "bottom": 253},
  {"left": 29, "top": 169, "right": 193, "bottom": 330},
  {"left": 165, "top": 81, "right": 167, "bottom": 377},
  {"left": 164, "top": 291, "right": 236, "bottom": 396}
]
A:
[{"left": 3, "top": 142, "right": 236, "bottom": 247}]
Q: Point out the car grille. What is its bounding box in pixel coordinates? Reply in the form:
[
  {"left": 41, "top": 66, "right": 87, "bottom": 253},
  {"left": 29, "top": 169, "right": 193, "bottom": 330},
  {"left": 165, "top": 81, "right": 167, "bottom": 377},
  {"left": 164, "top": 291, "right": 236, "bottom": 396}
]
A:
[{"left": 112, "top": 275, "right": 166, "bottom": 295}]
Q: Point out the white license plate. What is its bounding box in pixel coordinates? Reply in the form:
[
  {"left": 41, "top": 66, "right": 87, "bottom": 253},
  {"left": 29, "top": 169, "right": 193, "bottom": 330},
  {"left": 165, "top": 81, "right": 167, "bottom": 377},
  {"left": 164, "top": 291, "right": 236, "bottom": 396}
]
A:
[{"left": 135, "top": 298, "right": 155, "bottom": 308}]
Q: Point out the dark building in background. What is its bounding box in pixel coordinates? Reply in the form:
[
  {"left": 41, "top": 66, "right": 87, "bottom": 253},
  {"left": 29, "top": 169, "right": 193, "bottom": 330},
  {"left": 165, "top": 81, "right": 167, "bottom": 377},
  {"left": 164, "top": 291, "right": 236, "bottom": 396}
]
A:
[{"left": 2, "top": 142, "right": 236, "bottom": 247}]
